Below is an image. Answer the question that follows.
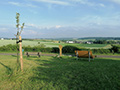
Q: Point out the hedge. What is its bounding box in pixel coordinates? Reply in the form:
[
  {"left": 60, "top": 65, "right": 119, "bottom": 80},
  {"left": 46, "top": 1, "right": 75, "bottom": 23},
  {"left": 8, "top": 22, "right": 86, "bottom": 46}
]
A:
[{"left": 0, "top": 44, "right": 120, "bottom": 54}]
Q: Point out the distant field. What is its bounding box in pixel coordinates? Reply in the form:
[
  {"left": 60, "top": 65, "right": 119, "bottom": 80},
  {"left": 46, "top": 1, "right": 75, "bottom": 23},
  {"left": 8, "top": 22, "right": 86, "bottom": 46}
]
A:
[
  {"left": 0, "top": 55, "right": 120, "bottom": 89},
  {"left": 0, "top": 40, "right": 111, "bottom": 49}
]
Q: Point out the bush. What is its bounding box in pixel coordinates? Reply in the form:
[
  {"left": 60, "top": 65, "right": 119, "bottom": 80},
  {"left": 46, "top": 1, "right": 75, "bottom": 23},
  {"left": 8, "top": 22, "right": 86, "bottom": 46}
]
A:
[
  {"left": 92, "top": 49, "right": 111, "bottom": 54},
  {"left": 23, "top": 45, "right": 52, "bottom": 53},
  {"left": 111, "top": 45, "right": 120, "bottom": 53},
  {"left": 0, "top": 44, "right": 119, "bottom": 54},
  {"left": 62, "top": 45, "right": 79, "bottom": 53},
  {"left": 52, "top": 47, "right": 59, "bottom": 53},
  {"left": 0, "top": 44, "right": 17, "bottom": 51}
]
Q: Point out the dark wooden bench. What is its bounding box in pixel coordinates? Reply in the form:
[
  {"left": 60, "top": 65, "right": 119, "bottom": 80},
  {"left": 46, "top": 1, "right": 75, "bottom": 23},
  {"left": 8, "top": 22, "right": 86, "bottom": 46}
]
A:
[
  {"left": 75, "top": 50, "right": 95, "bottom": 62},
  {"left": 25, "top": 52, "right": 41, "bottom": 57}
]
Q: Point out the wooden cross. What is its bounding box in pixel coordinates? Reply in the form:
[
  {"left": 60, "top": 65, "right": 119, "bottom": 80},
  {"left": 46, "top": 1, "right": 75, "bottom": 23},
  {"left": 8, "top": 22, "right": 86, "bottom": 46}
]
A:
[{"left": 59, "top": 45, "right": 63, "bottom": 56}]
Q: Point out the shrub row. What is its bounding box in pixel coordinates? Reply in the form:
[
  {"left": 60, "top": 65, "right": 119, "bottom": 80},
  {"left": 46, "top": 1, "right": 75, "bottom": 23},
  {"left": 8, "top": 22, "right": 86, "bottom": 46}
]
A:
[
  {"left": 0, "top": 44, "right": 120, "bottom": 54},
  {"left": 92, "top": 49, "right": 111, "bottom": 54},
  {"left": 0, "top": 44, "right": 18, "bottom": 51},
  {"left": 23, "top": 45, "right": 52, "bottom": 53},
  {"left": 111, "top": 45, "right": 120, "bottom": 53}
]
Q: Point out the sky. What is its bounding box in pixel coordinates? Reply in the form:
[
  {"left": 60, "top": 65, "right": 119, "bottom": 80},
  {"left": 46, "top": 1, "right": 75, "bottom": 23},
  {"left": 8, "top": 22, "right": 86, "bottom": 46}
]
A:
[{"left": 0, "top": 0, "right": 120, "bottom": 38}]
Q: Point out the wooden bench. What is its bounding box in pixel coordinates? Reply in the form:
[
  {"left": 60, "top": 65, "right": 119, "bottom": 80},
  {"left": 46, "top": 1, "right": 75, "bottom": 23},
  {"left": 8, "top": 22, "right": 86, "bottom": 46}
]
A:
[
  {"left": 75, "top": 50, "right": 95, "bottom": 62},
  {"left": 25, "top": 52, "right": 41, "bottom": 57}
]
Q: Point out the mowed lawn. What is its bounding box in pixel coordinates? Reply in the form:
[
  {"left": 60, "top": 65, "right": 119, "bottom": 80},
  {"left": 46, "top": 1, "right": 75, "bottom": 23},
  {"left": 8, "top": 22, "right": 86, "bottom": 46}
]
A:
[
  {"left": 0, "top": 55, "right": 120, "bottom": 90},
  {"left": 0, "top": 40, "right": 111, "bottom": 49}
]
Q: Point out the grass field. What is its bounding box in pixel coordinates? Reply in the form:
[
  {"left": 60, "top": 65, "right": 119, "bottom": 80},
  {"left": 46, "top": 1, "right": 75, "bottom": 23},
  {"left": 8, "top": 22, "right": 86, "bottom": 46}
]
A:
[
  {"left": 0, "top": 40, "right": 111, "bottom": 49},
  {"left": 0, "top": 55, "right": 120, "bottom": 89}
]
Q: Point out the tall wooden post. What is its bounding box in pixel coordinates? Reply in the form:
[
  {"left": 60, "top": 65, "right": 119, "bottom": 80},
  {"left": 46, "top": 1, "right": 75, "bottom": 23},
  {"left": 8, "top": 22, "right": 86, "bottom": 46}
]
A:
[
  {"left": 19, "top": 36, "right": 23, "bottom": 71},
  {"left": 59, "top": 45, "right": 63, "bottom": 56}
]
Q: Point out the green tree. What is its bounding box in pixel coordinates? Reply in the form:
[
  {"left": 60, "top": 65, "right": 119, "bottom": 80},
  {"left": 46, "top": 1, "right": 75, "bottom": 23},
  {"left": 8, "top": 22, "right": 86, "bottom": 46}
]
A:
[{"left": 15, "top": 12, "right": 25, "bottom": 71}]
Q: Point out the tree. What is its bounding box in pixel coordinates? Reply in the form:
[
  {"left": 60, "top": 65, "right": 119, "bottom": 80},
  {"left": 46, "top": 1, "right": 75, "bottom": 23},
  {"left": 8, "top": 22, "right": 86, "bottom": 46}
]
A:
[{"left": 15, "top": 12, "right": 25, "bottom": 71}]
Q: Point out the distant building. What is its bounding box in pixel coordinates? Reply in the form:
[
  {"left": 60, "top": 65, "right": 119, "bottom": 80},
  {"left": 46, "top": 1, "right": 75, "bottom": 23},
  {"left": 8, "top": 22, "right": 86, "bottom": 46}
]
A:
[
  {"left": 75, "top": 41, "right": 83, "bottom": 44},
  {"left": 1, "top": 38, "right": 4, "bottom": 40},
  {"left": 85, "top": 41, "right": 93, "bottom": 44},
  {"left": 53, "top": 41, "right": 59, "bottom": 43},
  {"left": 66, "top": 41, "right": 74, "bottom": 43}
]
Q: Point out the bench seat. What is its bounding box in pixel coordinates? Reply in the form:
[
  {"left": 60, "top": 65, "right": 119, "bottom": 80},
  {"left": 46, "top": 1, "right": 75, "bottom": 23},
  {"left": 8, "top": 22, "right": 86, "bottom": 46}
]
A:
[{"left": 25, "top": 52, "right": 41, "bottom": 57}]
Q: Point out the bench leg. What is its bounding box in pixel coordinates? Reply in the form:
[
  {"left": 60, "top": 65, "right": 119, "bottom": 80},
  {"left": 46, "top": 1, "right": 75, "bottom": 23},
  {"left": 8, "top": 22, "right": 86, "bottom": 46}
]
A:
[
  {"left": 27, "top": 55, "right": 29, "bottom": 57},
  {"left": 26, "top": 52, "right": 29, "bottom": 57},
  {"left": 38, "top": 55, "right": 40, "bottom": 57},
  {"left": 37, "top": 52, "right": 40, "bottom": 57},
  {"left": 76, "top": 51, "right": 78, "bottom": 60},
  {"left": 88, "top": 51, "right": 90, "bottom": 62},
  {"left": 76, "top": 56, "right": 78, "bottom": 60}
]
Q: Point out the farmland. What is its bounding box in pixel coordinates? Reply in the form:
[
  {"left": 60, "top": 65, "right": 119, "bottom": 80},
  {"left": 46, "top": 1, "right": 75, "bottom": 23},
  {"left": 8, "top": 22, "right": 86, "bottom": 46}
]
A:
[
  {"left": 0, "top": 40, "right": 111, "bottom": 49},
  {"left": 0, "top": 55, "right": 120, "bottom": 89}
]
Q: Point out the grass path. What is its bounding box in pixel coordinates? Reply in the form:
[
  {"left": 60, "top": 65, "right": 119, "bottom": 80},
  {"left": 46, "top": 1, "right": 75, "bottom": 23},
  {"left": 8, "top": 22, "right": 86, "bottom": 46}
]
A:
[{"left": 0, "top": 55, "right": 120, "bottom": 89}]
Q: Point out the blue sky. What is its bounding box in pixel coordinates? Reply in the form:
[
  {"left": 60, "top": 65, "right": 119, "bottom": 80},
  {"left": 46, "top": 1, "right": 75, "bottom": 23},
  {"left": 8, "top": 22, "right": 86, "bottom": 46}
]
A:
[{"left": 0, "top": 0, "right": 120, "bottom": 38}]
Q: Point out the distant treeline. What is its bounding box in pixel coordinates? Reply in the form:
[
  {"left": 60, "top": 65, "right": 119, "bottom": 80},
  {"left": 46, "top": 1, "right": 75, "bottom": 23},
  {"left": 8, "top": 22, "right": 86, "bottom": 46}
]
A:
[
  {"left": 93, "top": 40, "right": 120, "bottom": 44},
  {"left": 0, "top": 44, "right": 120, "bottom": 54},
  {"left": 2, "top": 37, "right": 120, "bottom": 41},
  {"left": 78, "top": 37, "right": 120, "bottom": 40}
]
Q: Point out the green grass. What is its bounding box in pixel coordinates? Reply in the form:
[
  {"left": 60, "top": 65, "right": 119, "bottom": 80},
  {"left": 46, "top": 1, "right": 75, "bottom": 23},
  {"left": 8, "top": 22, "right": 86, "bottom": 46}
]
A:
[
  {"left": 0, "top": 55, "right": 120, "bottom": 89},
  {"left": 0, "top": 40, "right": 111, "bottom": 49}
]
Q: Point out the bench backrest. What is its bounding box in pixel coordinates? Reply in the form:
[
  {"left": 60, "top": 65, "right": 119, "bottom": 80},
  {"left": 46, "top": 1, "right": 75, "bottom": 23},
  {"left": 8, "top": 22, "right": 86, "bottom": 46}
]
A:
[{"left": 75, "top": 50, "right": 93, "bottom": 58}]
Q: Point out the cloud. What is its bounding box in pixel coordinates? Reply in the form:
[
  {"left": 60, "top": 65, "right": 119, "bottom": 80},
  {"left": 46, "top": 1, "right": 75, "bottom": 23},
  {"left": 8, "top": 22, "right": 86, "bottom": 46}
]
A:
[
  {"left": 0, "top": 23, "right": 120, "bottom": 38},
  {"left": 8, "top": 2, "right": 38, "bottom": 8},
  {"left": 70, "top": 0, "right": 105, "bottom": 7},
  {"left": 23, "top": 30, "right": 38, "bottom": 35},
  {"left": 110, "top": 0, "right": 120, "bottom": 4},
  {"left": 26, "top": 23, "right": 62, "bottom": 29},
  {"left": 55, "top": 25, "right": 61, "bottom": 28},
  {"left": 72, "top": 0, "right": 94, "bottom": 6},
  {"left": 33, "top": 0, "right": 71, "bottom": 6},
  {"left": 8, "top": 2, "right": 20, "bottom": 6},
  {"left": 26, "top": 23, "right": 45, "bottom": 29},
  {"left": 99, "top": 3, "right": 105, "bottom": 7},
  {"left": 0, "top": 28, "right": 8, "bottom": 31}
]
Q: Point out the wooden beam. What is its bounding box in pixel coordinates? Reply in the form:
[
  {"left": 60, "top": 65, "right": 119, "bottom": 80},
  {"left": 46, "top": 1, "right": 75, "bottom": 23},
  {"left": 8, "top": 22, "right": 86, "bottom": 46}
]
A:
[{"left": 19, "top": 36, "right": 23, "bottom": 71}]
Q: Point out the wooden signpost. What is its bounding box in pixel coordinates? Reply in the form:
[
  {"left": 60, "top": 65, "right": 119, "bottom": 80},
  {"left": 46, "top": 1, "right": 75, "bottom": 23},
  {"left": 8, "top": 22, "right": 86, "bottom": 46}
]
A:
[{"left": 59, "top": 45, "right": 63, "bottom": 56}]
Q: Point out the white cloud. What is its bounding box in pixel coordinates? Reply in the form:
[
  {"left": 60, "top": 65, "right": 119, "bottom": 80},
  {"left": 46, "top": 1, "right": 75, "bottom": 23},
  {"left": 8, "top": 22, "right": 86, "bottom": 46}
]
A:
[
  {"left": 99, "top": 3, "right": 105, "bottom": 7},
  {"left": 74, "top": 0, "right": 94, "bottom": 6},
  {"left": 27, "top": 24, "right": 37, "bottom": 27},
  {"left": 22, "top": 30, "right": 38, "bottom": 35},
  {"left": 26, "top": 3, "right": 38, "bottom": 8},
  {"left": 26, "top": 23, "right": 62, "bottom": 29},
  {"left": 70, "top": 0, "right": 105, "bottom": 7},
  {"left": 26, "top": 23, "right": 45, "bottom": 29},
  {"left": 110, "top": 0, "right": 120, "bottom": 4},
  {"left": 8, "top": 2, "right": 20, "bottom": 6},
  {"left": 33, "top": 0, "right": 71, "bottom": 6},
  {"left": 8, "top": 2, "right": 38, "bottom": 8},
  {"left": 0, "top": 28, "right": 8, "bottom": 31},
  {"left": 55, "top": 25, "right": 61, "bottom": 28}
]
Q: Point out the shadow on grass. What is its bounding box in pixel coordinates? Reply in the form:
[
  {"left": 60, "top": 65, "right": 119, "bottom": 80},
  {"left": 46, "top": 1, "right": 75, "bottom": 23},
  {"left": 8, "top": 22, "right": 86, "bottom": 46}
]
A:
[
  {"left": 11, "top": 55, "right": 21, "bottom": 71},
  {"left": 0, "top": 62, "right": 13, "bottom": 76},
  {"left": 29, "top": 56, "right": 120, "bottom": 89}
]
